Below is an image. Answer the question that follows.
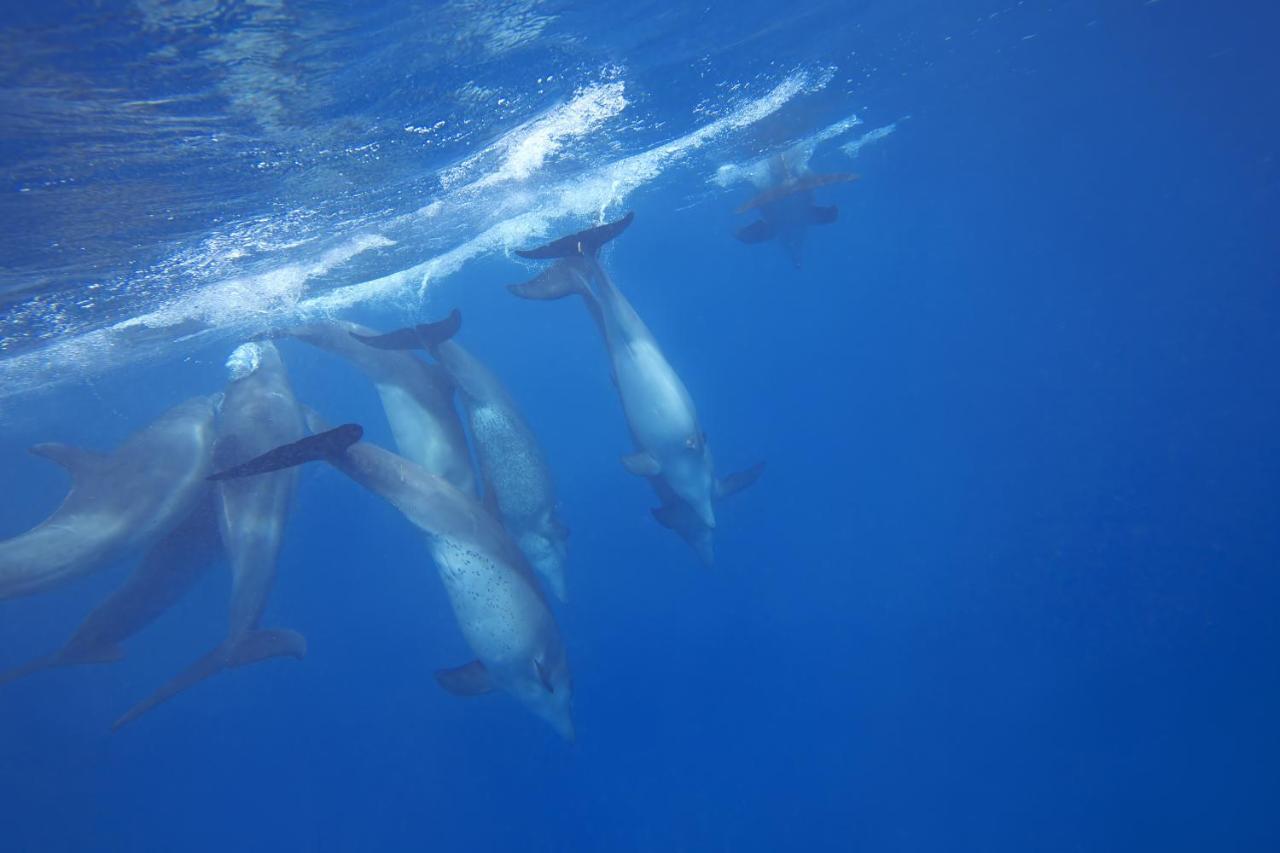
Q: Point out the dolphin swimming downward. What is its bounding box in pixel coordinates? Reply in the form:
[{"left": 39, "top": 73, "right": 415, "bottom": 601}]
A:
[
  {"left": 205, "top": 418, "right": 576, "bottom": 740},
  {"left": 352, "top": 310, "right": 571, "bottom": 602},
  {"left": 114, "top": 342, "right": 308, "bottom": 730},
  {"left": 508, "top": 212, "right": 720, "bottom": 530},
  {"left": 0, "top": 395, "right": 219, "bottom": 601},
  {"left": 733, "top": 155, "right": 858, "bottom": 268}
]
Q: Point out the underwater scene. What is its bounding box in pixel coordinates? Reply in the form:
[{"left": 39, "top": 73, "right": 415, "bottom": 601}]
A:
[{"left": 1, "top": 1, "right": 1278, "bottom": 850}]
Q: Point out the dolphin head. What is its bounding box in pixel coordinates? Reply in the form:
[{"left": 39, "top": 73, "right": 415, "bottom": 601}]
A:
[
  {"left": 664, "top": 436, "right": 717, "bottom": 529},
  {"left": 512, "top": 645, "right": 575, "bottom": 741},
  {"left": 520, "top": 516, "right": 570, "bottom": 602}
]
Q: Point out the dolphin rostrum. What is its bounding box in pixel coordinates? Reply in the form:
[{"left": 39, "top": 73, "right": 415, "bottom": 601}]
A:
[
  {"left": 209, "top": 415, "right": 576, "bottom": 740},
  {"left": 733, "top": 155, "right": 858, "bottom": 268},
  {"left": 0, "top": 395, "right": 219, "bottom": 601},
  {"left": 509, "top": 212, "right": 720, "bottom": 530},
  {"left": 352, "top": 311, "right": 570, "bottom": 602},
  {"left": 114, "top": 342, "right": 308, "bottom": 729},
  {"left": 276, "top": 319, "right": 477, "bottom": 496},
  {"left": 0, "top": 493, "right": 222, "bottom": 686}
]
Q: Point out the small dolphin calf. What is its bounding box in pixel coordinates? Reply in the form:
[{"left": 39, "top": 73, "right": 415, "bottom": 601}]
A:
[
  {"left": 0, "top": 494, "right": 222, "bottom": 686},
  {"left": 734, "top": 155, "right": 858, "bottom": 268},
  {"left": 278, "top": 320, "right": 477, "bottom": 496},
  {"left": 509, "top": 213, "right": 720, "bottom": 530},
  {"left": 353, "top": 311, "right": 570, "bottom": 602},
  {"left": 0, "top": 395, "right": 218, "bottom": 600},
  {"left": 115, "top": 342, "right": 308, "bottom": 729},
  {"left": 211, "top": 417, "right": 576, "bottom": 740}
]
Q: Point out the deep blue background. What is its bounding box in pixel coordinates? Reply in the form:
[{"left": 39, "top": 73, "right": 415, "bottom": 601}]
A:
[{"left": 2, "top": 2, "right": 1279, "bottom": 851}]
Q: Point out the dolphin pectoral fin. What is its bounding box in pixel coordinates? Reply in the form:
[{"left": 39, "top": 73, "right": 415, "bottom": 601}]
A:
[
  {"left": 808, "top": 205, "right": 838, "bottom": 225},
  {"left": 515, "top": 211, "right": 634, "bottom": 259},
  {"left": 650, "top": 505, "right": 678, "bottom": 530},
  {"left": 0, "top": 652, "right": 61, "bottom": 687},
  {"left": 63, "top": 642, "right": 125, "bottom": 666},
  {"left": 621, "top": 452, "right": 661, "bottom": 477},
  {"left": 228, "top": 628, "right": 307, "bottom": 667},
  {"left": 435, "top": 660, "right": 493, "bottom": 696},
  {"left": 206, "top": 424, "right": 363, "bottom": 481},
  {"left": 716, "top": 462, "right": 766, "bottom": 499},
  {"left": 28, "top": 443, "right": 106, "bottom": 480},
  {"left": 734, "top": 220, "right": 776, "bottom": 244}
]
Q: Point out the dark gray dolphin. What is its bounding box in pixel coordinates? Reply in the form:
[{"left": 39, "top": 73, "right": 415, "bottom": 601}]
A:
[
  {"left": 276, "top": 319, "right": 477, "bottom": 496},
  {"left": 0, "top": 395, "right": 219, "bottom": 600},
  {"left": 352, "top": 311, "right": 570, "bottom": 602},
  {"left": 649, "top": 463, "right": 765, "bottom": 566},
  {"left": 509, "top": 213, "right": 719, "bottom": 530},
  {"left": 114, "top": 342, "right": 308, "bottom": 729},
  {"left": 211, "top": 416, "right": 576, "bottom": 740},
  {"left": 0, "top": 493, "right": 222, "bottom": 686},
  {"left": 734, "top": 156, "right": 858, "bottom": 268}
]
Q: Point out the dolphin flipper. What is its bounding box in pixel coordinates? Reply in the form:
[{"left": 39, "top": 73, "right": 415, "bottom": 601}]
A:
[
  {"left": 621, "top": 452, "right": 662, "bottom": 477},
  {"left": 113, "top": 628, "right": 306, "bottom": 730},
  {"left": 515, "top": 212, "right": 634, "bottom": 259},
  {"left": 206, "top": 424, "right": 363, "bottom": 481},
  {"left": 435, "top": 660, "right": 494, "bottom": 696},
  {"left": 716, "top": 462, "right": 766, "bottom": 498},
  {"left": 350, "top": 310, "right": 462, "bottom": 352},
  {"left": 734, "top": 220, "right": 777, "bottom": 244}
]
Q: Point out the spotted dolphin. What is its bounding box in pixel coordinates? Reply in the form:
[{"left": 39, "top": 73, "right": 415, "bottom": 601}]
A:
[
  {"left": 509, "top": 212, "right": 719, "bottom": 530},
  {"left": 114, "top": 342, "right": 308, "bottom": 730},
  {"left": 352, "top": 310, "right": 570, "bottom": 602},
  {"left": 208, "top": 416, "right": 576, "bottom": 741},
  {"left": 0, "top": 395, "right": 219, "bottom": 601},
  {"left": 276, "top": 320, "right": 477, "bottom": 496}
]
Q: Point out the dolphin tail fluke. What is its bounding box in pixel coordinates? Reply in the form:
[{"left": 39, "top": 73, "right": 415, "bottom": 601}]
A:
[
  {"left": 351, "top": 310, "right": 462, "bottom": 353},
  {"left": 228, "top": 628, "right": 307, "bottom": 667},
  {"left": 507, "top": 259, "right": 594, "bottom": 301},
  {"left": 716, "top": 462, "right": 766, "bottom": 499},
  {"left": 734, "top": 220, "right": 777, "bottom": 244},
  {"left": 808, "top": 205, "right": 838, "bottom": 225},
  {"left": 348, "top": 326, "right": 428, "bottom": 351},
  {"left": 206, "top": 424, "right": 363, "bottom": 481},
  {"left": 514, "top": 211, "right": 634, "bottom": 259},
  {"left": 435, "top": 660, "right": 494, "bottom": 696}
]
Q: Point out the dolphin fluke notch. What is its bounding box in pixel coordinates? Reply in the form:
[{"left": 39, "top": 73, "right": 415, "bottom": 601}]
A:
[
  {"left": 112, "top": 628, "right": 306, "bottom": 731},
  {"left": 349, "top": 309, "right": 462, "bottom": 352},
  {"left": 515, "top": 211, "right": 634, "bottom": 260},
  {"left": 206, "top": 424, "right": 363, "bottom": 481}
]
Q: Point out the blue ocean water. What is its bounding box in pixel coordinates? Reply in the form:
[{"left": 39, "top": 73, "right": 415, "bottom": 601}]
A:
[{"left": 2, "top": 1, "right": 1278, "bottom": 850}]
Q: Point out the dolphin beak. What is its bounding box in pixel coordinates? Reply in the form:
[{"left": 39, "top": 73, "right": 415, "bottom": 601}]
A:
[{"left": 696, "top": 499, "right": 716, "bottom": 529}]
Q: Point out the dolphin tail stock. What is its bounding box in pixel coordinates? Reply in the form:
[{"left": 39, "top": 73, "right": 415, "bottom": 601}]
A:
[
  {"left": 206, "top": 424, "right": 364, "bottom": 481},
  {"left": 112, "top": 629, "right": 305, "bottom": 731},
  {"left": 716, "top": 461, "right": 766, "bottom": 499},
  {"left": 514, "top": 211, "right": 634, "bottom": 260},
  {"left": 348, "top": 309, "right": 462, "bottom": 354}
]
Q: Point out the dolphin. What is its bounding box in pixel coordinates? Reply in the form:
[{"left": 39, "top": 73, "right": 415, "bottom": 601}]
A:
[
  {"left": 114, "top": 342, "right": 308, "bottom": 729},
  {"left": 733, "top": 156, "right": 858, "bottom": 268},
  {"left": 649, "top": 462, "right": 765, "bottom": 566},
  {"left": 209, "top": 417, "right": 576, "bottom": 741},
  {"left": 0, "top": 493, "right": 222, "bottom": 686},
  {"left": 509, "top": 212, "right": 719, "bottom": 529},
  {"left": 0, "top": 395, "right": 219, "bottom": 600},
  {"left": 351, "top": 311, "right": 570, "bottom": 602},
  {"left": 276, "top": 320, "right": 477, "bottom": 496}
]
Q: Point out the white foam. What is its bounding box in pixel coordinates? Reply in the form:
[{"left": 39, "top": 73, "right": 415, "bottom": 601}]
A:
[{"left": 841, "top": 119, "right": 904, "bottom": 158}]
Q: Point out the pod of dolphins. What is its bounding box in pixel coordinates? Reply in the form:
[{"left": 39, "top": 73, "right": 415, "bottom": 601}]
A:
[{"left": 0, "top": 189, "right": 851, "bottom": 739}]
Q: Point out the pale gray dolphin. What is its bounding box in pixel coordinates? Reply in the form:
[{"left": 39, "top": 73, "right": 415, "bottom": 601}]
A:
[
  {"left": 0, "top": 493, "right": 221, "bottom": 686},
  {"left": 0, "top": 395, "right": 219, "bottom": 600},
  {"left": 114, "top": 342, "right": 307, "bottom": 729},
  {"left": 351, "top": 311, "right": 570, "bottom": 602},
  {"left": 277, "top": 320, "right": 477, "bottom": 496},
  {"left": 509, "top": 213, "right": 719, "bottom": 529},
  {"left": 211, "top": 416, "right": 576, "bottom": 741},
  {"left": 733, "top": 156, "right": 858, "bottom": 268}
]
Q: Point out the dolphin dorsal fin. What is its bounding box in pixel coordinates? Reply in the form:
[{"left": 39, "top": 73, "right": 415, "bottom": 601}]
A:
[{"left": 28, "top": 443, "right": 106, "bottom": 481}]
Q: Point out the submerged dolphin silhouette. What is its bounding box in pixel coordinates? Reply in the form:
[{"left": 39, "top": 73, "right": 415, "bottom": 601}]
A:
[
  {"left": 734, "top": 157, "right": 858, "bottom": 268},
  {"left": 353, "top": 311, "right": 570, "bottom": 602}
]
